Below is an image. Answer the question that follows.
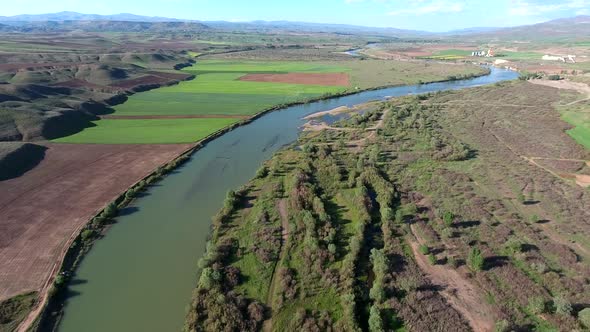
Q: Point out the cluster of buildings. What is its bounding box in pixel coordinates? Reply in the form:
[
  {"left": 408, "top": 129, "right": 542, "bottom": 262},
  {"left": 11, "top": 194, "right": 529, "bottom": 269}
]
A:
[
  {"left": 471, "top": 48, "right": 495, "bottom": 57},
  {"left": 542, "top": 54, "right": 576, "bottom": 63}
]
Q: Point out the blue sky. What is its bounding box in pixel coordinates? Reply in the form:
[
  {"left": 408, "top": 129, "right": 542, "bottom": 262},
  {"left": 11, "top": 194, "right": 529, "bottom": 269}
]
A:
[{"left": 3, "top": 0, "right": 589, "bottom": 31}]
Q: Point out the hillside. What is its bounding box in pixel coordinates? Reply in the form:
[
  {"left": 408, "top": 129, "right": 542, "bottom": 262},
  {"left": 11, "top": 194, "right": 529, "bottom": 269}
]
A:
[{"left": 471, "top": 15, "right": 590, "bottom": 41}]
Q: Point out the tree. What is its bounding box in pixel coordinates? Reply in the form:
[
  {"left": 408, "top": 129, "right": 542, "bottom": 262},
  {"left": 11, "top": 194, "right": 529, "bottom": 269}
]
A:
[
  {"left": 102, "top": 202, "right": 118, "bottom": 218},
  {"left": 578, "top": 308, "right": 590, "bottom": 328},
  {"left": 553, "top": 294, "right": 572, "bottom": 316},
  {"left": 467, "top": 247, "right": 484, "bottom": 271},
  {"left": 369, "top": 283, "right": 385, "bottom": 303},
  {"left": 368, "top": 306, "right": 384, "bottom": 332},
  {"left": 527, "top": 296, "right": 545, "bottom": 315},
  {"left": 198, "top": 267, "right": 217, "bottom": 289}
]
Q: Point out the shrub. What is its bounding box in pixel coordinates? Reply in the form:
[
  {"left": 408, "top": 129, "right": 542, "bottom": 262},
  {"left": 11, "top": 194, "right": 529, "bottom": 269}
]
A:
[
  {"left": 553, "top": 294, "right": 573, "bottom": 316},
  {"left": 442, "top": 211, "right": 455, "bottom": 227},
  {"left": 256, "top": 166, "right": 269, "bottom": 179},
  {"left": 447, "top": 256, "right": 459, "bottom": 268},
  {"left": 547, "top": 74, "right": 561, "bottom": 81},
  {"left": 467, "top": 247, "right": 484, "bottom": 271},
  {"left": 81, "top": 229, "right": 95, "bottom": 241},
  {"left": 427, "top": 254, "right": 436, "bottom": 265},
  {"left": 419, "top": 244, "right": 429, "bottom": 255},
  {"left": 578, "top": 308, "right": 590, "bottom": 328},
  {"left": 530, "top": 214, "right": 540, "bottom": 223},
  {"left": 494, "top": 319, "right": 511, "bottom": 332},
  {"left": 527, "top": 296, "right": 546, "bottom": 315}
]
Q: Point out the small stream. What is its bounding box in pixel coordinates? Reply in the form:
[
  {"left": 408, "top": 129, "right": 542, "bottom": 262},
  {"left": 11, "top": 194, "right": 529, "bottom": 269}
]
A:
[{"left": 56, "top": 67, "right": 517, "bottom": 332}]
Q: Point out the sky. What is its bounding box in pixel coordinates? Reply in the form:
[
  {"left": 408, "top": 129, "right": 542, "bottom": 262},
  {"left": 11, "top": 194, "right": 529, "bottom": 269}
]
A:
[{"left": 2, "top": 0, "right": 589, "bottom": 31}]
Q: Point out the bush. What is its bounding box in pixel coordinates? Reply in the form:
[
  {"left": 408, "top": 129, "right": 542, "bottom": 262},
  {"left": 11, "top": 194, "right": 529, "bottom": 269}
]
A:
[
  {"left": 442, "top": 211, "right": 455, "bottom": 227},
  {"left": 80, "top": 229, "right": 95, "bottom": 241},
  {"left": 494, "top": 319, "right": 511, "bottom": 332},
  {"left": 553, "top": 294, "right": 573, "bottom": 316},
  {"left": 256, "top": 166, "right": 269, "bottom": 179},
  {"left": 578, "top": 308, "right": 590, "bottom": 328},
  {"left": 547, "top": 74, "right": 561, "bottom": 81},
  {"left": 419, "top": 244, "right": 429, "bottom": 255},
  {"left": 427, "top": 254, "right": 436, "bottom": 265},
  {"left": 527, "top": 296, "right": 546, "bottom": 315},
  {"left": 467, "top": 247, "right": 484, "bottom": 271}
]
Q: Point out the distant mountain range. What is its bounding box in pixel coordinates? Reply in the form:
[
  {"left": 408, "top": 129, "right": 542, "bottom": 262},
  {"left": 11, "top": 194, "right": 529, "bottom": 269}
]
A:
[
  {"left": 0, "top": 11, "right": 185, "bottom": 22},
  {"left": 0, "top": 11, "right": 588, "bottom": 39}
]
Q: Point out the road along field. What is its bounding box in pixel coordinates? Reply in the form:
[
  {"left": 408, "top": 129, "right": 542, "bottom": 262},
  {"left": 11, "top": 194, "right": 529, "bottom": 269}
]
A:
[{"left": 0, "top": 142, "right": 193, "bottom": 302}]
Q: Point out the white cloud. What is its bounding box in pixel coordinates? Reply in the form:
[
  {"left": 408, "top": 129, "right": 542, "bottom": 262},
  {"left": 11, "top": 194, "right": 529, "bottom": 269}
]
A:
[
  {"left": 387, "top": 1, "right": 464, "bottom": 15},
  {"left": 509, "top": 0, "right": 590, "bottom": 16}
]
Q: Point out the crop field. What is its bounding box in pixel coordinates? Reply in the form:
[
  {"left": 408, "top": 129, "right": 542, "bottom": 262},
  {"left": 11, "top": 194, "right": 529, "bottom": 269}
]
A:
[
  {"left": 56, "top": 60, "right": 350, "bottom": 144},
  {"left": 562, "top": 105, "right": 590, "bottom": 149},
  {"left": 113, "top": 61, "right": 348, "bottom": 117},
  {"left": 52, "top": 118, "right": 239, "bottom": 144},
  {"left": 0, "top": 143, "right": 192, "bottom": 302}
]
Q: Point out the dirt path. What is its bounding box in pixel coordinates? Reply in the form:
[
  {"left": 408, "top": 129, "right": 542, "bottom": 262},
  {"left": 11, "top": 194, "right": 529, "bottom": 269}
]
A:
[
  {"left": 530, "top": 79, "right": 590, "bottom": 95},
  {"left": 278, "top": 199, "right": 289, "bottom": 241},
  {"left": 262, "top": 199, "right": 290, "bottom": 332},
  {"left": 408, "top": 225, "right": 496, "bottom": 332}
]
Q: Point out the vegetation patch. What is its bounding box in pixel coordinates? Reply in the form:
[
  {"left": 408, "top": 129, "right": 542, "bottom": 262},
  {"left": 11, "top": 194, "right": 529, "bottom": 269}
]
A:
[{"left": 0, "top": 291, "right": 37, "bottom": 332}]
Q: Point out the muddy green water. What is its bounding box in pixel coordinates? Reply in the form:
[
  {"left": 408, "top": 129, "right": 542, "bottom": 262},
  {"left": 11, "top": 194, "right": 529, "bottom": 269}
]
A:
[{"left": 57, "top": 67, "right": 517, "bottom": 332}]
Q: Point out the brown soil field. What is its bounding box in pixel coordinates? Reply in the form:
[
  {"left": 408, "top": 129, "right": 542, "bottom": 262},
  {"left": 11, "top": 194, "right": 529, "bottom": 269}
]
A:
[
  {"left": 0, "top": 142, "right": 193, "bottom": 302},
  {"left": 238, "top": 72, "right": 350, "bottom": 86}
]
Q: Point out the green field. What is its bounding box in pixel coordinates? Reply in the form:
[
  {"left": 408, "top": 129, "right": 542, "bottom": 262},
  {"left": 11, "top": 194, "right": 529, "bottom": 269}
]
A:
[
  {"left": 52, "top": 118, "right": 238, "bottom": 144},
  {"left": 113, "top": 61, "right": 348, "bottom": 116},
  {"left": 561, "top": 109, "right": 590, "bottom": 149},
  {"left": 52, "top": 59, "right": 487, "bottom": 144},
  {"left": 496, "top": 51, "right": 543, "bottom": 60},
  {"left": 54, "top": 60, "right": 349, "bottom": 144}
]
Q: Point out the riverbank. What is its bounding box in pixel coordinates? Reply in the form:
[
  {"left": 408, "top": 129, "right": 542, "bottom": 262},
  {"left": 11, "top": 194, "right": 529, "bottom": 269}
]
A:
[{"left": 19, "top": 64, "right": 503, "bottom": 332}]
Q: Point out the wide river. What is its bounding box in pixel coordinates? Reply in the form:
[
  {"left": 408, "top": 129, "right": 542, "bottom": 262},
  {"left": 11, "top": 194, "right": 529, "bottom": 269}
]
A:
[{"left": 57, "top": 67, "right": 517, "bottom": 332}]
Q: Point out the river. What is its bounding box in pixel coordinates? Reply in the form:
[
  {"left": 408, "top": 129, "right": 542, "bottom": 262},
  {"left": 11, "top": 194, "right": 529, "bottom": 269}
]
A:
[{"left": 56, "top": 67, "right": 518, "bottom": 332}]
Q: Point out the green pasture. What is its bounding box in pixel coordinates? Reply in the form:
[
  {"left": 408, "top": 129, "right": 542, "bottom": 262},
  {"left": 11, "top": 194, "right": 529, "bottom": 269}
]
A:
[
  {"left": 52, "top": 118, "right": 238, "bottom": 144},
  {"left": 496, "top": 51, "right": 543, "bottom": 60},
  {"left": 113, "top": 61, "right": 348, "bottom": 116},
  {"left": 561, "top": 110, "right": 590, "bottom": 149}
]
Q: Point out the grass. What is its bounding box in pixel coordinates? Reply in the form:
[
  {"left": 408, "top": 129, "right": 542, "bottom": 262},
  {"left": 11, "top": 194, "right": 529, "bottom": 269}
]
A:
[
  {"left": 561, "top": 108, "right": 590, "bottom": 149},
  {"left": 52, "top": 118, "right": 238, "bottom": 144},
  {"left": 113, "top": 61, "right": 348, "bottom": 117},
  {"left": 496, "top": 51, "right": 543, "bottom": 60},
  {"left": 0, "top": 292, "right": 37, "bottom": 332}
]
